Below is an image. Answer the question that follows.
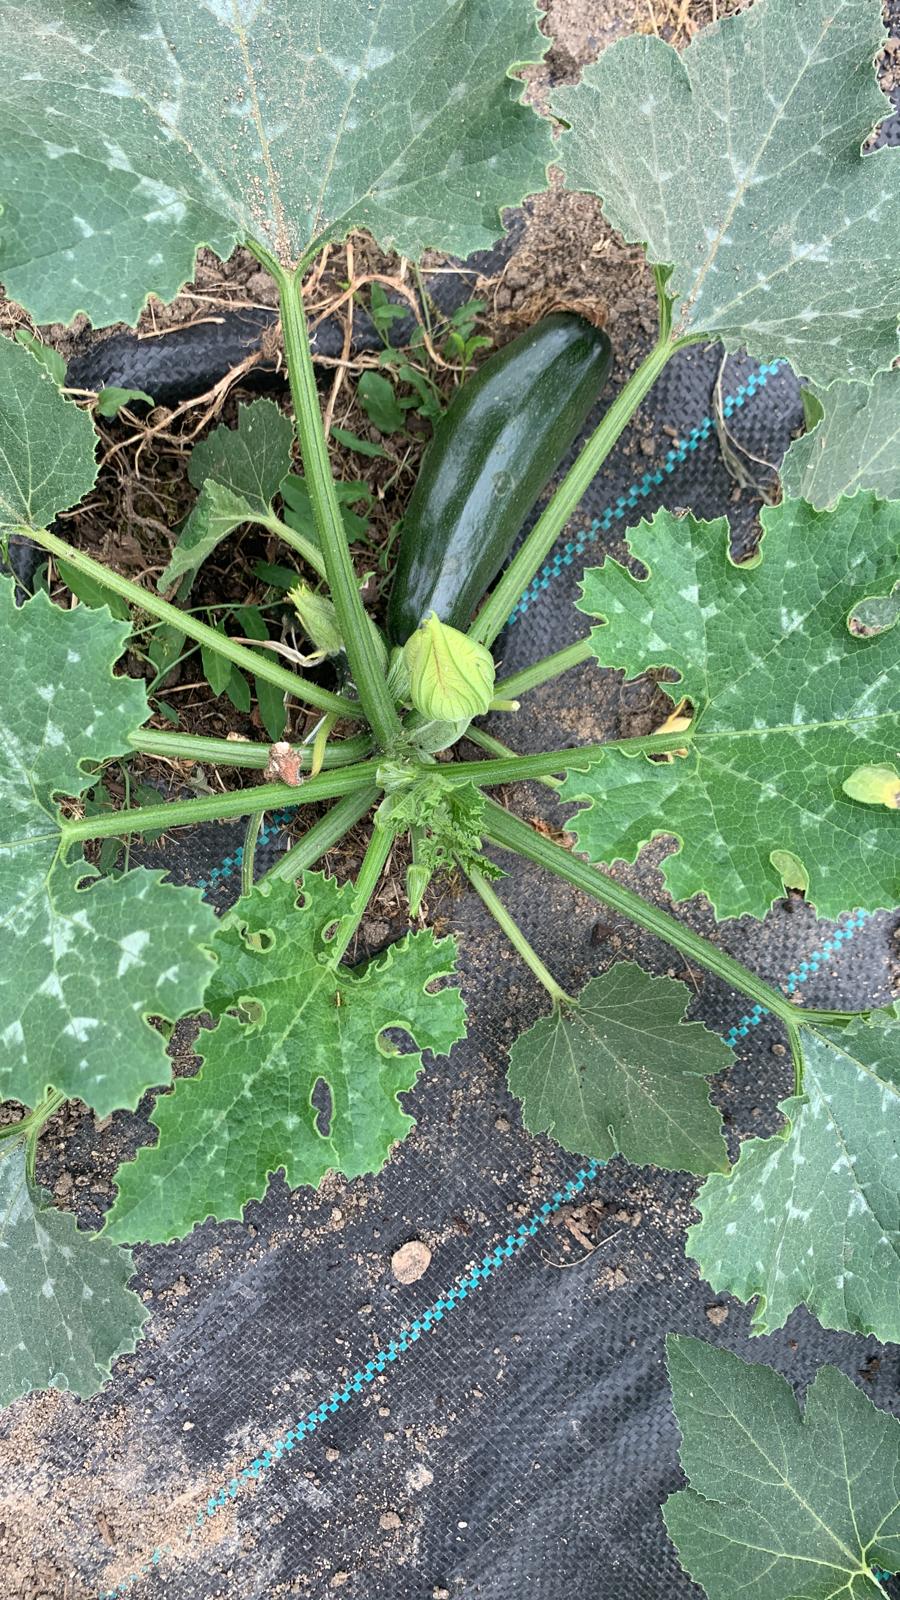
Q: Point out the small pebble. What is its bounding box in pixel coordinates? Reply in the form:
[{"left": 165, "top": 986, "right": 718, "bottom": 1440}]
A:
[
  {"left": 391, "top": 1240, "right": 431, "bottom": 1284},
  {"left": 379, "top": 1511, "right": 402, "bottom": 1531}
]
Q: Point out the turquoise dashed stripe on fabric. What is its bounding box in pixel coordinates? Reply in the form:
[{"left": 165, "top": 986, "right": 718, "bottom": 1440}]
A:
[
  {"left": 197, "top": 361, "right": 783, "bottom": 900},
  {"left": 97, "top": 1160, "right": 602, "bottom": 1599},
  {"left": 113, "top": 355, "right": 891, "bottom": 1599},
  {"left": 197, "top": 808, "right": 296, "bottom": 894},
  {"left": 507, "top": 361, "right": 783, "bottom": 624},
  {"left": 95, "top": 906, "right": 881, "bottom": 1597},
  {"left": 722, "top": 908, "right": 870, "bottom": 1049}
]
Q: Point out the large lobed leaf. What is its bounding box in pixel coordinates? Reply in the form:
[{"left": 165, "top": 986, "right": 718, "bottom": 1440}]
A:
[
  {"left": 0, "top": 333, "right": 97, "bottom": 534},
  {"left": 0, "top": 1137, "right": 147, "bottom": 1407},
  {"left": 554, "top": 0, "right": 900, "bottom": 385},
  {"left": 0, "top": 579, "right": 218, "bottom": 1114},
  {"left": 781, "top": 372, "right": 900, "bottom": 510},
  {"left": 158, "top": 398, "right": 294, "bottom": 590},
  {"left": 561, "top": 497, "right": 900, "bottom": 921},
  {"left": 104, "top": 873, "right": 467, "bottom": 1242},
  {"left": 664, "top": 1336, "right": 900, "bottom": 1600},
  {"left": 508, "top": 962, "right": 731, "bottom": 1175},
  {"left": 0, "top": 338, "right": 218, "bottom": 1112},
  {"left": 0, "top": 0, "right": 552, "bottom": 327},
  {"left": 687, "top": 1013, "right": 900, "bottom": 1346}
]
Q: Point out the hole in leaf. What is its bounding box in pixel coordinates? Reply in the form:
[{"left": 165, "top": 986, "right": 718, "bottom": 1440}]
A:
[
  {"left": 242, "top": 926, "right": 275, "bottom": 953},
  {"left": 770, "top": 848, "right": 809, "bottom": 896},
  {"left": 312, "top": 1076, "right": 333, "bottom": 1137},
  {"left": 322, "top": 919, "right": 341, "bottom": 943},
  {"left": 232, "top": 997, "right": 264, "bottom": 1027},
  {"left": 847, "top": 582, "right": 899, "bottom": 637},
  {"left": 377, "top": 1024, "right": 416, "bottom": 1058}
]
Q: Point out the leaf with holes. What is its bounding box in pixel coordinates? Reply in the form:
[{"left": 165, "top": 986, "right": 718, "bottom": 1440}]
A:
[
  {"left": 104, "top": 873, "right": 466, "bottom": 1242},
  {"left": 554, "top": 0, "right": 900, "bottom": 384},
  {"left": 0, "top": 1138, "right": 147, "bottom": 1406},
  {"left": 0, "top": 0, "right": 552, "bottom": 327},
  {"left": 0, "top": 578, "right": 218, "bottom": 1114},
  {"left": 0, "top": 332, "right": 97, "bottom": 535},
  {"left": 560, "top": 497, "right": 900, "bottom": 920},
  {"left": 663, "top": 1335, "right": 900, "bottom": 1600},
  {"left": 507, "top": 963, "right": 731, "bottom": 1175},
  {"left": 158, "top": 398, "right": 294, "bottom": 589},
  {"left": 686, "top": 1013, "right": 900, "bottom": 1345},
  {"left": 781, "top": 371, "right": 900, "bottom": 509}
]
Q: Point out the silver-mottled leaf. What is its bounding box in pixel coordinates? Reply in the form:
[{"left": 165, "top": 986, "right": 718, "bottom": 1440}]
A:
[
  {"left": 562, "top": 496, "right": 900, "bottom": 920},
  {"left": 0, "top": 0, "right": 552, "bottom": 326},
  {"left": 554, "top": 0, "right": 899, "bottom": 383},
  {"left": 781, "top": 371, "right": 900, "bottom": 509},
  {"left": 0, "top": 580, "right": 218, "bottom": 1114},
  {"left": 687, "top": 1015, "right": 900, "bottom": 1344},
  {"left": 0, "top": 333, "right": 96, "bottom": 534},
  {"left": 105, "top": 874, "right": 467, "bottom": 1242},
  {"left": 0, "top": 1138, "right": 147, "bottom": 1406}
]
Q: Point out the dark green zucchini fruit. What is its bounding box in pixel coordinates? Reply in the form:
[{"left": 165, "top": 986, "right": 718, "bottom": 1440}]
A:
[{"left": 387, "top": 312, "right": 613, "bottom": 644}]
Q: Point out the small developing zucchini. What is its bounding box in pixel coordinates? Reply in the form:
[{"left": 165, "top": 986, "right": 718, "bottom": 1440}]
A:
[{"left": 387, "top": 312, "right": 613, "bottom": 645}]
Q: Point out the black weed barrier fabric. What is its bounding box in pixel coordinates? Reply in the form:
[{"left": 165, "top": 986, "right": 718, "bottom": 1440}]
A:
[
  {"left": 6, "top": 89, "right": 900, "bottom": 1582},
  {"left": 5, "top": 332, "right": 896, "bottom": 1600}
]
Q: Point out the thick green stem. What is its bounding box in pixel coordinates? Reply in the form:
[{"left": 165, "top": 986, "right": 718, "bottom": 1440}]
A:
[
  {"left": 465, "top": 866, "right": 573, "bottom": 1006},
  {"left": 652, "top": 264, "right": 675, "bottom": 343},
  {"left": 272, "top": 262, "right": 401, "bottom": 749},
  {"left": 259, "top": 787, "right": 379, "bottom": 885},
  {"left": 463, "top": 726, "right": 562, "bottom": 791},
  {"left": 329, "top": 822, "right": 393, "bottom": 964},
  {"left": 130, "top": 727, "right": 372, "bottom": 770},
  {"left": 58, "top": 762, "right": 381, "bottom": 845},
  {"left": 256, "top": 511, "right": 327, "bottom": 580},
  {"left": 483, "top": 800, "right": 805, "bottom": 1032},
  {"left": 241, "top": 811, "right": 264, "bottom": 897},
  {"left": 437, "top": 732, "right": 691, "bottom": 788},
  {"left": 494, "top": 637, "right": 594, "bottom": 701},
  {"left": 27, "top": 526, "right": 355, "bottom": 722},
  {"left": 0, "top": 1087, "right": 66, "bottom": 1144},
  {"left": 469, "top": 337, "right": 675, "bottom": 648}
]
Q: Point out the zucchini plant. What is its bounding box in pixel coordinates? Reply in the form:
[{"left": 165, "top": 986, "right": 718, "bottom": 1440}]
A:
[{"left": 0, "top": 0, "right": 898, "bottom": 1591}]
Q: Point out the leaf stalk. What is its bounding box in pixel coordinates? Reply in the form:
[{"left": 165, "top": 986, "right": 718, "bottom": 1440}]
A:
[
  {"left": 130, "top": 727, "right": 372, "bottom": 770},
  {"left": 267, "top": 256, "right": 401, "bottom": 748},
  {"left": 465, "top": 865, "right": 574, "bottom": 1007},
  {"left": 494, "top": 636, "right": 595, "bottom": 701},
  {"left": 436, "top": 731, "right": 691, "bottom": 788},
  {"left": 258, "top": 787, "right": 379, "bottom": 885},
  {"left": 255, "top": 511, "right": 326, "bottom": 579},
  {"left": 329, "top": 822, "right": 394, "bottom": 964},
  {"left": 241, "top": 811, "right": 265, "bottom": 897},
  {"left": 58, "top": 762, "right": 381, "bottom": 844},
  {"left": 463, "top": 726, "right": 563, "bottom": 791},
  {"left": 483, "top": 800, "right": 809, "bottom": 1034},
  {"left": 26, "top": 526, "right": 355, "bottom": 721}
]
